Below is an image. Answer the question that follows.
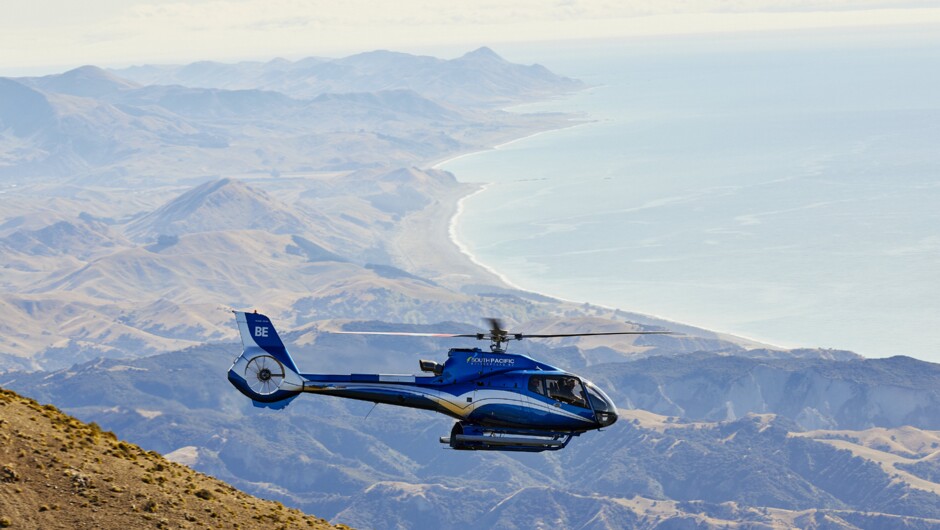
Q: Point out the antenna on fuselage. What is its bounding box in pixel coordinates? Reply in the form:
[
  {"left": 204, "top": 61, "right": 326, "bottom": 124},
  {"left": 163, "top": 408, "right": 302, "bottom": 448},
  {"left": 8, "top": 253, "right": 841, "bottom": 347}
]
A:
[{"left": 363, "top": 401, "right": 379, "bottom": 420}]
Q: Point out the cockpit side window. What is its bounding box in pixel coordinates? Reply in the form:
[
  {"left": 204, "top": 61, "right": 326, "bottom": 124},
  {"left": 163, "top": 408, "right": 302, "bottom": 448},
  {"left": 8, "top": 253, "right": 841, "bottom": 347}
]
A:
[
  {"left": 528, "top": 375, "right": 589, "bottom": 409},
  {"left": 528, "top": 376, "right": 543, "bottom": 394}
]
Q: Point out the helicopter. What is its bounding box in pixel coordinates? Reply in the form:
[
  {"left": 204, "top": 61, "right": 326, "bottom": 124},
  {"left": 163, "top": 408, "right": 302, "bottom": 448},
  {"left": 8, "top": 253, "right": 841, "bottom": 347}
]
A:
[{"left": 227, "top": 311, "right": 670, "bottom": 452}]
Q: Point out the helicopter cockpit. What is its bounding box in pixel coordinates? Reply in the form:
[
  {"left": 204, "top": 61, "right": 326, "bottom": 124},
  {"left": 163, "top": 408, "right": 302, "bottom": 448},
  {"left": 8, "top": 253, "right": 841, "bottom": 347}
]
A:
[
  {"left": 528, "top": 375, "right": 618, "bottom": 426},
  {"left": 529, "top": 375, "right": 588, "bottom": 407}
]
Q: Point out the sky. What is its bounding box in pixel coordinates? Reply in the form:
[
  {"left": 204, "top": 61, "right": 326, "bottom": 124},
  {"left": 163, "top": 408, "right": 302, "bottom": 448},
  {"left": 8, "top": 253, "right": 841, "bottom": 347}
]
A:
[{"left": 2, "top": 1, "right": 940, "bottom": 74}]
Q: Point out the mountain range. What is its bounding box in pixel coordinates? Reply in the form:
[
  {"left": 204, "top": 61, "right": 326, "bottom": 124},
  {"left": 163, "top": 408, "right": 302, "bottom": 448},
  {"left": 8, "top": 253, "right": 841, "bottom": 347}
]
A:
[
  {"left": 0, "top": 48, "right": 581, "bottom": 184},
  {"left": 3, "top": 46, "right": 939, "bottom": 529},
  {"left": 6, "top": 345, "right": 940, "bottom": 529},
  {"left": 111, "top": 47, "right": 583, "bottom": 106}
]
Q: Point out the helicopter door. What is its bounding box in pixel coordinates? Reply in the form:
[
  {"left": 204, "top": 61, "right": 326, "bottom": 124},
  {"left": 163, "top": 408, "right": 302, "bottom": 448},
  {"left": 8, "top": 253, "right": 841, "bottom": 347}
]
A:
[
  {"left": 468, "top": 386, "right": 477, "bottom": 416},
  {"left": 467, "top": 354, "right": 493, "bottom": 418},
  {"left": 469, "top": 380, "right": 486, "bottom": 417}
]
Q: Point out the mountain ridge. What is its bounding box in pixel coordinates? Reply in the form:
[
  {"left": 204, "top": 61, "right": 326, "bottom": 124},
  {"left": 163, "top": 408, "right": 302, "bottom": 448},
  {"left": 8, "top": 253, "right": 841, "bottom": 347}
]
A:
[
  {"left": 109, "top": 47, "right": 583, "bottom": 106},
  {"left": 125, "top": 177, "right": 308, "bottom": 242},
  {"left": 0, "top": 386, "right": 344, "bottom": 529},
  {"left": 3, "top": 47, "right": 581, "bottom": 183}
]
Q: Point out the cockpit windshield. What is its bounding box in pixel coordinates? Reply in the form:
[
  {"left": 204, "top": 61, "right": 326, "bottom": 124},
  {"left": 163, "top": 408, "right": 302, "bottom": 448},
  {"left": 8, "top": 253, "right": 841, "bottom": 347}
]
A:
[{"left": 584, "top": 381, "right": 615, "bottom": 413}]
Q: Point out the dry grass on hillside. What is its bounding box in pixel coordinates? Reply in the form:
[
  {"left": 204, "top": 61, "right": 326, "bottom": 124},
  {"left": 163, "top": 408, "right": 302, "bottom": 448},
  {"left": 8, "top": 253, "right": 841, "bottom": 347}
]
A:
[{"left": 0, "top": 387, "right": 350, "bottom": 530}]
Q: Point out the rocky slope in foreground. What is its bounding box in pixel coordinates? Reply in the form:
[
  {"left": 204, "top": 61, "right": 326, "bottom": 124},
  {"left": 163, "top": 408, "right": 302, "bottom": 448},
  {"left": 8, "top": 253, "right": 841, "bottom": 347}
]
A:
[{"left": 0, "top": 387, "right": 346, "bottom": 530}]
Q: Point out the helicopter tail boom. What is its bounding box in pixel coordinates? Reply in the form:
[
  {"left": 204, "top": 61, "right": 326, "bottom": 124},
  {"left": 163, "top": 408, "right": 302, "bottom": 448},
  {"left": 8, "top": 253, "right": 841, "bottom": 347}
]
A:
[{"left": 228, "top": 311, "right": 304, "bottom": 409}]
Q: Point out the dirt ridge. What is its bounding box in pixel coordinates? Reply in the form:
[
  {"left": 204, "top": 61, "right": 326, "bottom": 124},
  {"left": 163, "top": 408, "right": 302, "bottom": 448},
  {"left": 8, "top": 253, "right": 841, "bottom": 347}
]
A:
[{"left": 0, "top": 386, "right": 349, "bottom": 529}]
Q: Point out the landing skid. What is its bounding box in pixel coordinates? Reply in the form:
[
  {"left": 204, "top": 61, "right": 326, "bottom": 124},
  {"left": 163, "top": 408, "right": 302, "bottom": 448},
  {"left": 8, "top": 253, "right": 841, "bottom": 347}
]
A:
[{"left": 441, "top": 422, "right": 576, "bottom": 452}]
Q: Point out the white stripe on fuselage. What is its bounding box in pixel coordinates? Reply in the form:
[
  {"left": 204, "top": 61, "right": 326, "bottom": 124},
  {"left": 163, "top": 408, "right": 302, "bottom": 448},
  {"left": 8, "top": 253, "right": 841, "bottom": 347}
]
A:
[
  {"left": 305, "top": 381, "right": 473, "bottom": 416},
  {"left": 471, "top": 389, "right": 594, "bottom": 424},
  {"left": 304, "top": 382, "right": 594, "bottom": 424}
]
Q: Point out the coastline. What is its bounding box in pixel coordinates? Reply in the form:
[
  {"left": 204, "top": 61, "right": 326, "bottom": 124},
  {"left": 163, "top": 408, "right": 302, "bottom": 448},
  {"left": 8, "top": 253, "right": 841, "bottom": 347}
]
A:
[
  {"left": 400, "top": 93, "right": 788, "bottom": 351},
  {"left": 389, "top": 117, "right": 593, "bottom": 293},
  {"left": 430, "top": 121, "right": 591, "bottom": 171},
  {"left": 387, "top": 178, "right": 510, "bottom": 292},
  {"left": 445, "top": 180, "right": 783, "bottom": 347},
  {"left": 429, "top": 119, "right": 595, "bottom": 291},
  {"left": 446, "top": 184, "right": 528, "bottom": 291},
  {"left": 423, "top": 121, "right": 785, "bottom": 350}
]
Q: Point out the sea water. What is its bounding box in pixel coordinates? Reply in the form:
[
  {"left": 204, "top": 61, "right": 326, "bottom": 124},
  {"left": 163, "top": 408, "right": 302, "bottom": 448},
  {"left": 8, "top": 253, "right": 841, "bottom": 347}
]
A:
[{"left": 441, "top": 29, "right": 940, "bottom": 361}]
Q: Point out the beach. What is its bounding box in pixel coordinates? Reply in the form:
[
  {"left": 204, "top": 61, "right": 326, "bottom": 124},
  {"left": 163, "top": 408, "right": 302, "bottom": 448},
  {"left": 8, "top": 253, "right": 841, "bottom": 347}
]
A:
[
  {"left": 389, "top": 178, "right": 507, "bottom": 291},
  {"left": 387, "top": 112, "right": 592, "bottom": 294}
]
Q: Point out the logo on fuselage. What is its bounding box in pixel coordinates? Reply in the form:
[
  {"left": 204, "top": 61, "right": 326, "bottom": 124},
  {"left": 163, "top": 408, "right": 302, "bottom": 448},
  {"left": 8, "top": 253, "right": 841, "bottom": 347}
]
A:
[{"left": 466, "top": 356, "right": 515, "bottom": 366}]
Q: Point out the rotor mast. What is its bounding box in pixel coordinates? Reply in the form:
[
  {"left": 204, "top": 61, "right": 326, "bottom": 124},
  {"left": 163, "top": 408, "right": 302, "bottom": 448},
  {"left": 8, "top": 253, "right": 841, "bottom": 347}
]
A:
[{"left": 483, "top": 318, "right": 519, "bottom": 353}]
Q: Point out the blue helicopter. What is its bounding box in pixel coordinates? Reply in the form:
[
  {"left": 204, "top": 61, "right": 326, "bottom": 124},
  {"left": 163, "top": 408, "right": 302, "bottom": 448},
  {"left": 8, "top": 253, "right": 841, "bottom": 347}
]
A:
[{"left": 228, "top": 311, "right": 670, "bottom": 452}]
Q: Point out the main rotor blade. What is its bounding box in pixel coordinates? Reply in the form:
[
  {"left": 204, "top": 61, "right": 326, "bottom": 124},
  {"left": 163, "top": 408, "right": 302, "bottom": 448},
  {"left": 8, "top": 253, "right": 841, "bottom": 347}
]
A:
[
  {"left": 329, "top": 330, "right": 480, "bottom": 338},
  {"left": 327, "top": 327, "right": 672, "bottom": 341},
  {"left": 520, "top": 331, "right": 673, "bottom": 339}
]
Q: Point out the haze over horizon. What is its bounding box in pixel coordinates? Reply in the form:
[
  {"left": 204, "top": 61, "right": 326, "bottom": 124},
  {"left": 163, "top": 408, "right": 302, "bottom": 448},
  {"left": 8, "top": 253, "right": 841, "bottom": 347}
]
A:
[{"left": 4, "top": 1, "right": 940, "bottom": 75}]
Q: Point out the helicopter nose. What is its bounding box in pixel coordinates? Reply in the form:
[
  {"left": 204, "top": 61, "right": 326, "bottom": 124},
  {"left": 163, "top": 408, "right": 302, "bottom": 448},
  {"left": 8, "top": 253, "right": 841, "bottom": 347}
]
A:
[{"left": 596, "top": 409, "right": 618, "bottom": 427}]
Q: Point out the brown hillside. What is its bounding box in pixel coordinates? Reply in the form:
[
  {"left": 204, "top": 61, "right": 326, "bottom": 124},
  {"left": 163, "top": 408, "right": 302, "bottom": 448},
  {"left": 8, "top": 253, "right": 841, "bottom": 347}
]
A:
[{"left": 0, "top": 387, "right": 349, "bottom": 530}]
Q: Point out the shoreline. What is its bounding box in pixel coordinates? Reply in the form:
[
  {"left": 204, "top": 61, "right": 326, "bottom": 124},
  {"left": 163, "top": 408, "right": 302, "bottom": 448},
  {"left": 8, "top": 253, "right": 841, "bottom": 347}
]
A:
[
  {"left": 448, "top": 182, "right": 786, "bottom": 348},
  {"left": 431, "top": 119, "right": 594, "bottom": 291},
  {"left": 428, "top": 122, "right": 786, "bottom": 351},
  {"left": 446, "top": 184, "right": 528, "bottom": 291},
  {"left": 448, "top": 187, "right": 772, "bottom": 342},
  {"left": 426, "top": 122, "right": 590, "bottom": 293},
  {"left": 389, "top": 115, "right": 592, "bottom": 293},
  {"left": 429, "top": 120, "right": 592, "bottom": 171}
]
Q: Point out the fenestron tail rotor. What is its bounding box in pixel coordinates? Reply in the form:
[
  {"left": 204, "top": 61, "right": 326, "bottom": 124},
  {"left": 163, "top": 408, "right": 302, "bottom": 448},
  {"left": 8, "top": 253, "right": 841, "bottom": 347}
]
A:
[
  {"left": 244, "top": 355, "right": 286, "bottom": 395},
  {"left": 330, "top": 317, "right": 672, "bottom": 353}
]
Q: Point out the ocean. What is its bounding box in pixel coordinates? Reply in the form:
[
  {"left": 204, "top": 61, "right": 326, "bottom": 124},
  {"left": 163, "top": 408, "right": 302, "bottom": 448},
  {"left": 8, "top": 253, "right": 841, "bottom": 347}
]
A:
[{"left": 441, "top": 28, "right": 940, "bottom": 361}]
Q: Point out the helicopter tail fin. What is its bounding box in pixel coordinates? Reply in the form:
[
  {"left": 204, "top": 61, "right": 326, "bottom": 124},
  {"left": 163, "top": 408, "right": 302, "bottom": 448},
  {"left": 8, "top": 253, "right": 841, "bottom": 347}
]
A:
[
  {"left": 228, "top": 311, "right": 303, "bottom": 409},
  {"left": 234, "top": 311, "right": 300, "bottom": 373}
]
